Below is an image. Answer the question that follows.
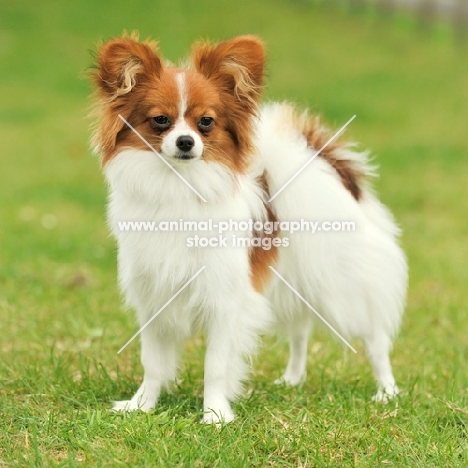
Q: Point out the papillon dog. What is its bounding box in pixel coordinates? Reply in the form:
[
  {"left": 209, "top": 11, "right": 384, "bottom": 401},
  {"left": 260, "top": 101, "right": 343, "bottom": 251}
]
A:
[{"left": 90, "top": 33, "right": 407, "bottom": 423}]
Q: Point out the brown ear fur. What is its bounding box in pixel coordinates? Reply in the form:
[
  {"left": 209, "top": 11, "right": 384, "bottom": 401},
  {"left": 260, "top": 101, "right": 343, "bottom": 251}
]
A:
[
  {"left": 192, "top": 35, "right": 265, "bottom": 111},
  {"left": 192, "top": 36, "right": 265, "bottom": 165},
  {"left": 90, "top": 33, "right": 163, "bottom": 162},
  {"left": 93, "top": 32, "right": 162, "bottom": 99}
]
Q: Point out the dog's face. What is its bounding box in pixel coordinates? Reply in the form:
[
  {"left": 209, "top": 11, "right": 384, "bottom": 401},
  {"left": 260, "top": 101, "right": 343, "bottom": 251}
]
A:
[
  {"left": 132, "top": 69, "right": 226, "bottom": 164},
  {"left": 91, "top": 34, "right": 265, "bottom": 174}
]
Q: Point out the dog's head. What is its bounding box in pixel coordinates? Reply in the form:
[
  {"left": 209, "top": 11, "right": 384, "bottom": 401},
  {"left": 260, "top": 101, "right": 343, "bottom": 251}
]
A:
[{"left": 90, "top": 33, "right": 265, "bottom": 174}]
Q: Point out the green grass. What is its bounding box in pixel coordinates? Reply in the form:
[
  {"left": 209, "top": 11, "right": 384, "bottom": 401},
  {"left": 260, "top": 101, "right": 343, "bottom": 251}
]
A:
[{"left": 1, "top": 0, "right": 468, "bottom": 466}]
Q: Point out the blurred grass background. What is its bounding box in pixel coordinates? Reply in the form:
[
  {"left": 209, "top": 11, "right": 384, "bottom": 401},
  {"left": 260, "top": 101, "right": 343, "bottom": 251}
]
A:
[{"left": 1, "top": 0, "right": 468, "bottom": 466}]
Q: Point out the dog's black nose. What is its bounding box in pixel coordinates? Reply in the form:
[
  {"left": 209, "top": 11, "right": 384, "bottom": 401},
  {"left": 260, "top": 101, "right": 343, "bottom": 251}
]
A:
[{"left": 176, "top": 135, "right": 195, "bottom": 152}]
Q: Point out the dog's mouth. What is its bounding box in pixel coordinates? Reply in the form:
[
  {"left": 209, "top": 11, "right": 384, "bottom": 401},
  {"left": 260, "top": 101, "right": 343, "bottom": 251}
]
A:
[
  {"left": 173, "top": 151, "right": 205, "bottom": 162},
  {"left": 175, "top": 153, "right": 196, "bottom": 161},
  {"left": 159, "top": 149, "right": 203, "bottom": 162}
]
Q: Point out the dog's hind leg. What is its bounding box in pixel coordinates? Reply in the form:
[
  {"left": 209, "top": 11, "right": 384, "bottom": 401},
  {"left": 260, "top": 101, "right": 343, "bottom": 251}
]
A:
[
  {"left": 364, "top": 331, "right": 399, "bottom": 402},
  {"left": 276, "top": 313, "right": 312, "bottom": 386}
]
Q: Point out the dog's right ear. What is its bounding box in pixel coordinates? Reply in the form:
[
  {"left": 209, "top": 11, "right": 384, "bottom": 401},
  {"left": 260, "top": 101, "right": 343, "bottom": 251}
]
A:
[{"left": 92, "top": 33, "right": 162, "bottom": 99}]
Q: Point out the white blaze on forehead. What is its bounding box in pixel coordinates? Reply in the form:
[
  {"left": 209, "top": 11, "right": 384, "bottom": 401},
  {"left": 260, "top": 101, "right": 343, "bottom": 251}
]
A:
[
  {"left": 176, "top": 72, "right": 188, "bottom": 119},
  {"left": 160, "top": 71, "right": 204, "bottom": 159}
]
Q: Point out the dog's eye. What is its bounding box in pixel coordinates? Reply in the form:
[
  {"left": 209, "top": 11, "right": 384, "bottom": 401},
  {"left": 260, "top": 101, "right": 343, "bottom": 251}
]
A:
[
  {"left": 198, "top": 117, "right": 214, "bottom": 132},
  {"left": 151, "top": 116, "right": 171, "bottom": 130}
]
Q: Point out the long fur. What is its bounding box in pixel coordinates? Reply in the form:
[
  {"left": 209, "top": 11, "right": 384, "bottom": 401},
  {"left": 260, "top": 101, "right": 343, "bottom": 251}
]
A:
[
  {"left": 89, "top": 34, "right": 407, "bottom": 424},
  {"left": 258, "top": 103, "right": 407, "bottom": 397}
]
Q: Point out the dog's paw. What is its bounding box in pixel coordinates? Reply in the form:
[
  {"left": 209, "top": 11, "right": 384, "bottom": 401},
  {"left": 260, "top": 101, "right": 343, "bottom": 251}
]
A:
[
  {"left": 111, "top": 399, "right": 155, "bottom": 413},
  {"left": 372, "top": 384, "right": 400, "bottom": 403},
  {"left": 274, "top": 377, "right": 289, "bottom": 385},
  {"left": 201, "top": 407, "right": 235, "bottom": 425},
  {"left": 274, "top": 372, "right": 306, "bottom": 387}
]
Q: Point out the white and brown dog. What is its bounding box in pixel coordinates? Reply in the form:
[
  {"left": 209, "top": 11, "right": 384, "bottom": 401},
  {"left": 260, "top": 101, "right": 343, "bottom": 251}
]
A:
[{"left": 90, "top": 33, "right": 407, "bottom": 423}]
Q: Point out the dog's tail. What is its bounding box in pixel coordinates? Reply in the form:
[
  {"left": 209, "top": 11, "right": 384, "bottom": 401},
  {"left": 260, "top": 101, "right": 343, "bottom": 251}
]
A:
[{"left": 256, "top": 102, "right": 374, "bottom": 203}]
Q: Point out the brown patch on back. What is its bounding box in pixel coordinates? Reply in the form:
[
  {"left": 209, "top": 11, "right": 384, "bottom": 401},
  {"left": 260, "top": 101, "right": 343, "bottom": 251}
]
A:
[
  {"left": 299, "top": 114, "right": 365, "bottom": 201},
  {"left": 249, "top": 173, "right": 279, "bottom": 293}
]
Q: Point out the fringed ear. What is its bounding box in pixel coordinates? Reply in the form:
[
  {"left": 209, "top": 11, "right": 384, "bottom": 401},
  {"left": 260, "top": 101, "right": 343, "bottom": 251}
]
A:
[
  {"left": 92, "top": 32, "right": 162, "bottom": 100},
  {"left": 192, "top": 36, "right": 265, "bottom": 111},
  {"left": 89, "top": 33, "right": 163, "bottom": 163}
]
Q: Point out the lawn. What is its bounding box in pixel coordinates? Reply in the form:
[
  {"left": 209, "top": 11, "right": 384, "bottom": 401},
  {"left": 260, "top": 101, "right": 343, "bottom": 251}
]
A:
[{"left": 1, "top": 0, "right": 467, "bottom": 466}]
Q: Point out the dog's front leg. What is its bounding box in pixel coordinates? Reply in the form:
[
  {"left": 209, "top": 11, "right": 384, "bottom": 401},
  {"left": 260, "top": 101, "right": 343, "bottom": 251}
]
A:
[
  {"left": 201, "top": 294, "right": 267, "bottom": 424},
  {"left": 202, "top": 321, "right": 236, "bottom": 424},
  {"left": 113, "top": 326, "right": 180, "bottom": 413}
]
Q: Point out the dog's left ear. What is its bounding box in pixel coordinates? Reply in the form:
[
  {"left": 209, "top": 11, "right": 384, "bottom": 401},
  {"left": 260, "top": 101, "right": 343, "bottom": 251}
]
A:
[{"left": 192, "top": 36, "right": 265, "bottom": 109}]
